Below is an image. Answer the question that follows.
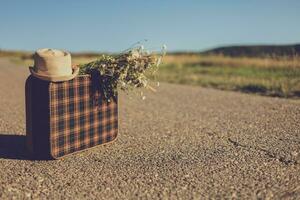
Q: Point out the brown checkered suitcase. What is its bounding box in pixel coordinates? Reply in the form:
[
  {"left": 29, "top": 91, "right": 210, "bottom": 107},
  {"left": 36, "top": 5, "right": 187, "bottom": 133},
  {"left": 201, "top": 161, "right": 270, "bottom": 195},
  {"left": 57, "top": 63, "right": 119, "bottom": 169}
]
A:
[{"left": 26, "top": 75, "right": 118, "bottom": 159}]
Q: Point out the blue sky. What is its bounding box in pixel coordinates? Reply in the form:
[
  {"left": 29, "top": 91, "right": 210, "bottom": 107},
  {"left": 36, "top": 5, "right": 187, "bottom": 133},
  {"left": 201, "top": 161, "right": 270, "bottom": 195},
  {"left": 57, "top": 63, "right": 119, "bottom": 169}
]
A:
[{"left": 0, "top": 0, "right": 299, "bottom": 52}]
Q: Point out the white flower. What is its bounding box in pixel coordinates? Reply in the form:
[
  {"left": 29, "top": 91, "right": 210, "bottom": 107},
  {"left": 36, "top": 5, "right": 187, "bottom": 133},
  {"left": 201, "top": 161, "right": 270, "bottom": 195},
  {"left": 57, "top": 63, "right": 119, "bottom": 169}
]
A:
[
  {"left": 156, "top": 57, "right": 162, "bottom": 67},
  {"left": 162, "top": 44, "right": 167, "bottom": 50},
  {"left": 131, "top": 50, "right": 140, "bottom": 59}
]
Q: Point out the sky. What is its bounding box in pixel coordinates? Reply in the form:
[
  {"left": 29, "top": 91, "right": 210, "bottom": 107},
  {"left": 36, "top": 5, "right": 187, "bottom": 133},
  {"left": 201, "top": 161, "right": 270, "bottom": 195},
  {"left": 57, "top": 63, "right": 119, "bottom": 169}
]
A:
[{"left": 0, "top": 0, "right": 300, "bottom": 52}]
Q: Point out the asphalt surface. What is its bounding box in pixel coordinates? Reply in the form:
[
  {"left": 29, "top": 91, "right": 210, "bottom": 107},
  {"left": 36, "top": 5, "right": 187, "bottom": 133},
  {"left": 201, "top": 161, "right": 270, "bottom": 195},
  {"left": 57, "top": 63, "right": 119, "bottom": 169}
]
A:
[{"left": 0, "top": 57, "right": 299, "bottom": 199}]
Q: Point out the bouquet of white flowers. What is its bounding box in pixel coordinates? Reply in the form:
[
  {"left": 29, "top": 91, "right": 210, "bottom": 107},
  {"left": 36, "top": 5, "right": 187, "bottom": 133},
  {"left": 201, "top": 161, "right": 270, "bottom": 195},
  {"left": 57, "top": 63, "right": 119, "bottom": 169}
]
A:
[{"left": 79, "top": 45, "right": 166, "bottom": 102}]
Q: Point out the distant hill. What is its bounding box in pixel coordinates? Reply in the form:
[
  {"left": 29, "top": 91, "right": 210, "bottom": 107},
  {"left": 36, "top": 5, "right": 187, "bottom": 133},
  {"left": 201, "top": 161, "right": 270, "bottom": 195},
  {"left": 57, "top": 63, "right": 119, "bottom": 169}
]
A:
[
  {"left": 2, "top": 44, "right": 300, "bottom": 58},
  {"left": 202, "top": 44, "right": 300, "bottom": 57}
]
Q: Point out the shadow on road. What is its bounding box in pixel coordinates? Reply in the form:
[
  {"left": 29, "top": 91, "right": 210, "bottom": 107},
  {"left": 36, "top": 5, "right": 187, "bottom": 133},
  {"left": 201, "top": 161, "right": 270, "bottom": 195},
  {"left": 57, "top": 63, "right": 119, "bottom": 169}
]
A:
[{"left": 0, "top": 134, "right": 31, "bottom": 160}]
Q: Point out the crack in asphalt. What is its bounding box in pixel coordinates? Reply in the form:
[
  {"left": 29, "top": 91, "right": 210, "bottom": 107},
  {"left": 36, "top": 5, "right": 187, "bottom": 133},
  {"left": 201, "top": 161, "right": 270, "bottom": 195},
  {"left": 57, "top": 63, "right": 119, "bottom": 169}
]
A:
[{"left": 228, "top": 138, "right": 298, "bottom": 166}]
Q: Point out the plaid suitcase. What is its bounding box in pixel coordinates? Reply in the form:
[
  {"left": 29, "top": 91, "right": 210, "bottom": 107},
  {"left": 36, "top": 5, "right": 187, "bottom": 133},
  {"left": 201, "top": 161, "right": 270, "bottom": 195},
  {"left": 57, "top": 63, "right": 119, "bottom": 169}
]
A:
[{"left": 26, "top": 75, "right": 118, "bottom": 159}]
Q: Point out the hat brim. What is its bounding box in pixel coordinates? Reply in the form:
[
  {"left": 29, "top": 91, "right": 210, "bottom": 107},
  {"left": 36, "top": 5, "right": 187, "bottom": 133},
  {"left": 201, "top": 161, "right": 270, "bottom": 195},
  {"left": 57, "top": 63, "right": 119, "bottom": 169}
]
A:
[{"left": 29, "top": 67, "right": 79, "bottom": 82}]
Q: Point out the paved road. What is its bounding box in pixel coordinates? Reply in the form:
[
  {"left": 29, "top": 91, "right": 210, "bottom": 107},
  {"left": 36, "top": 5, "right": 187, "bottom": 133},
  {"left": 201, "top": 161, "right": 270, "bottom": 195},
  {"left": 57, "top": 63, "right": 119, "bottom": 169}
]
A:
[{"left": 0, "top": 57, "right": 299, "bottom": 199}]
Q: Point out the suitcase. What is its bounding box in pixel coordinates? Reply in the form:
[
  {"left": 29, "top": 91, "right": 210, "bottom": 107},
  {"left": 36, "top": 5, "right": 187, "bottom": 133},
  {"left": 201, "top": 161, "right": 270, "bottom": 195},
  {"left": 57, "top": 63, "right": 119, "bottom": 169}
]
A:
[{"left": 26, "top": 75, "right": 118, "bottom": 159}]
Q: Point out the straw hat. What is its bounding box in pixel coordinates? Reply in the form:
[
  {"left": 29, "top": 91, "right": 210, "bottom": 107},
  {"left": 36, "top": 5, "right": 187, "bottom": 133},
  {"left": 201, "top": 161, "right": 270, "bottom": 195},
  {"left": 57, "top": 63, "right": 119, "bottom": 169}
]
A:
[{"left": 29, "top": 48, "right": 79, "bottom": 82}]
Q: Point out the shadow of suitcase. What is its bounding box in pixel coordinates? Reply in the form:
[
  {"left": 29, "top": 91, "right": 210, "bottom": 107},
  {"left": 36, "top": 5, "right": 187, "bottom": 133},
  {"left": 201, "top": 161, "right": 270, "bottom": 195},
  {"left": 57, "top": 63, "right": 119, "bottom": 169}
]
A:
[{"left": 26, "top": 75, "right": 118, "bottom": 159}]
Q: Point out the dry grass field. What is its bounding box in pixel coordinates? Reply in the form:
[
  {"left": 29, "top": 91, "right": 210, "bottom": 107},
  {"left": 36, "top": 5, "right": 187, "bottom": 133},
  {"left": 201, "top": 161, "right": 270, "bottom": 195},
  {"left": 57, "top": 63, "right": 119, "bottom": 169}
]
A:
[
  {"left": 156, "top": 54, "right": 300, "bottom": 98},
  {"left": 2, "top": 51, "right": 300, "bottom": 98}
]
